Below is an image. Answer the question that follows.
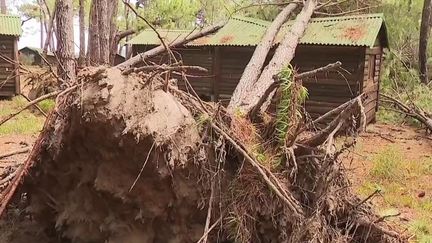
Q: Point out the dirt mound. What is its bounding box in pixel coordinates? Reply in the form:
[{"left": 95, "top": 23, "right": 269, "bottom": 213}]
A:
[{"left": 0, "top": 67, "right": 404, "bottom": 242}]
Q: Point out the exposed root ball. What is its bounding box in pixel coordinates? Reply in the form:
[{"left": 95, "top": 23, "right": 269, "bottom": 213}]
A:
[{"left": 0, "top": 67, "right": 403, "bottom": 243}]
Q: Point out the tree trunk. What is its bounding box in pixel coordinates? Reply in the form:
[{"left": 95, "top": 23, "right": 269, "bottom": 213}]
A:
[
  {"left": 0, "top": 0, "right": 6, "bottom": 14},
  {"left": 43, "top": 3, "right": 57, "bottom": 54},
  {"left": 78, "top": 0, "right": 86, "bottom": 67},
  {"left": 39, "top": 4, "right": 44, "bottom": 49},
  {"left": 228, "top": 3, "right": 298, "bottom": 113},
  {"left": 88, "top": 0, "right": 100, "bottom": 65},
  {"left": 98, "top": 0, "right": 109, "bottom": 64},
  {"left": 124, "top": 0, "right": 131, "bottom": 59},
  {"left": 419, "top": 0, "right": 432, "bottom": 84},
  {"left": 56, "top": 0, "right": 75, "bottom": 83},
  {"left": 108, "top": 0, "right": 119, "bottom": 65},
  {"left": 229, "top": 0, "right": 317, "bottom": 115}
]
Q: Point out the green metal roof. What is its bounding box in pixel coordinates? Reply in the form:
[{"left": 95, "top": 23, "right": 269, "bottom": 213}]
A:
[
  {"left": 128, "top": 13, "right": 388, "bottom": 48},
  {"left": 127, "top": 29, "right": 192, "bottom": 45},
  {"left": 0, "top": 14, "right": 22, "bottom": 36}
]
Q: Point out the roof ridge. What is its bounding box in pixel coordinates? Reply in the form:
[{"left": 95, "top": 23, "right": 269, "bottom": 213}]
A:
[
  {"left": 142, "top": 29, "right": 190, "bottom": 32},
  {"left": 309, "top": 13, "right": 384, "bottom": 23},
  {"left": 0, "top": 14, "right": 20, "bottom": 18},
  {"left": 231, "top": 16, "right": 270, "bottom": 27}
]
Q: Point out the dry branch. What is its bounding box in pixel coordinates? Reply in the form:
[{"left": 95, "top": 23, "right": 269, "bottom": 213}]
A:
[
  {"left": 296, "top": 61, "right": 342, "bottom": 79},
  {"left": 21, "top": 94, "right": 48, "bottom": 117},
  {"left": 0, "top": 91, "right": 60, "bottom": 126},
  {"left": 116, "top": 23, "right": 224, "bottom": 69},
  {"left": 122, "top": 65, "right": 208, "bottom": 75},
  {"left": 381, "top": 94, "right": 432, "bottom": 131}
]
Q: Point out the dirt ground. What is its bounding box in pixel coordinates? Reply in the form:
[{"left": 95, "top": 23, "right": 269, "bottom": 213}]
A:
[
  {"left": 341, "top": 123, "right": 432, "bottom": 239},
  {"left": 0, "top": 135, "right": 36, "bottom": 176},
  {"left": 0, "top": 121, "right": 431, "bottom": 241}
]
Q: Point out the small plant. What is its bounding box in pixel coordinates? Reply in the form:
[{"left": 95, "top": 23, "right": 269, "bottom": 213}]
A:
[
  {"left": 275, "top": 65, "right": 308, "bottom": 146},
  {"left": 369, "top": 146, "right": 404, "bottom": 181}
]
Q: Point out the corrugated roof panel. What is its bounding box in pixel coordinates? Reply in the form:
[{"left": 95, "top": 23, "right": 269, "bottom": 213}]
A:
[
  {"left": 127, "top": 29, "right": 191, "bottom": 45},
  {"left": 290, "top": 14, "right": 385, "bottom": 47},
  {"left": 128, "top": 13, "right": 387, "bottom": 48},
  {"left": 0, "top": 14, "right": 22, "bottom": 36},
  {"left": 189, "top": 16, "right": 268, "bottom": 46}
]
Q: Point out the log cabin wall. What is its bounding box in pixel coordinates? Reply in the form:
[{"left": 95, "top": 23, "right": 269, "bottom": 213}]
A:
[
  {"left": 132, "top": 44, "right": 370, "bottom": 121},
  {"left": 293, "top": 45, "right": 366, "bottom": 120},
  {"left": 0, "top": 36, "right": 19, "bottom": 97},
  {"left": 363, "top": 44, "right": 384, "bottom": 123}
]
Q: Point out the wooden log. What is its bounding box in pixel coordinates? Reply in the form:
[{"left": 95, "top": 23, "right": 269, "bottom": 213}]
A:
[
  {"left": 228, "top": 2, "right": 298, "bottom": 112},
  {"left": 228, "top": 0, "right": 317, "bottom": 115}
]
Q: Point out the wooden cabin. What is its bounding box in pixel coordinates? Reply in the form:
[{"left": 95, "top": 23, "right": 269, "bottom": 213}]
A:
[
  {"left": 19, "top": 47, "right": 57, "bottom": 66},
  {"left": 0, "top": 14, "right": 21, "bottom": 97},
  {"left": 129, "top": 14, "right": 389, "bottom": 123}
]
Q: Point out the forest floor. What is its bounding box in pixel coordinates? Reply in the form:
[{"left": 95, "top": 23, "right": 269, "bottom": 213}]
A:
[
  {"left": 341, "top": 123, "right": 432, "bottom": 242},
  {"left": 0, "top": 96, "right": 431, "bottom": 242}
]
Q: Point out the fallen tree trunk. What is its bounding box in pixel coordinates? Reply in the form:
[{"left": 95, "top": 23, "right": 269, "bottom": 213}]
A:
[
  {"left": 228, "top": 2, "right": 298, "bottom": 113},
  {"left": 116, "top": 23, "right": 224, "bottom": 70},
  {"left": 229, "top": 0, "right": 317, "bottom": 115}
]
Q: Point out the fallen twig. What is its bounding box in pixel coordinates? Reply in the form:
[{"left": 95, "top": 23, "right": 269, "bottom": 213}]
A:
[
  {"left": 21, "top": 94, "right": 48, "bottom": 117},
  {"left": 0, "top": 168, "right": 19, "bottom": 186},
  {"left": 122, "top": 65, "right": 208, "bottom": 75},
  {"left": 296, "top": 61, "right": 342, "bottom": 79},
  {"left": 0, "top": 147, "right": 30, "bottom": 160}
]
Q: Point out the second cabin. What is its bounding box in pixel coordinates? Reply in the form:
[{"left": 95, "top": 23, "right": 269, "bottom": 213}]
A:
[{"left": 128, "top": 13, "right": 389, "bottom": 124}]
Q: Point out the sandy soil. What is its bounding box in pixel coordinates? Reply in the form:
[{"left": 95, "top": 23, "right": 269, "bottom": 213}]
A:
[{"left": 341, "top": 123, "right": 432, "bottom": 230}]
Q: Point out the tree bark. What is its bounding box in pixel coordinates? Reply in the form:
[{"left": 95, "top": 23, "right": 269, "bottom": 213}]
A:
[
  {"left": 124, "top": 0, "right": 131, "bottom": 59},
  {"left": 116, "top": 23, "right": 224, "bottom": 69},
  {"left": 78, "top": 0, "right": 86, "bottom": 67},
  {"left": 56, "top": 0, "right": 76, "bottom": 83},
  {"left": 108, "top": 0, "right": 119, "bottom": 65},
  {"left": 39, "top": 1, "right": 44, "bottom": 49},
  {"left": 419, "top": 0, "right": 432, "bottom": 84},
  {"left": 88, "top": 0, "right": 100, "bottom": 65},
  {"left": 98, "top": 0, "right": 109, "bottom": 64},
  {"left": 228, "top": 3, "right": 298, "bottom": 113},
  {"left": 229, "top": 0, "right": 317, "bottom": 115}
]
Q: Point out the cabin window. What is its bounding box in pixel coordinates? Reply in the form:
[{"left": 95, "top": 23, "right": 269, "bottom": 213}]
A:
[
  {"left": 374, "top": 54, "right": 381, "bottom": 83},
  {"left": 368, "top": 55, "right": 376, "bottom": 81}
]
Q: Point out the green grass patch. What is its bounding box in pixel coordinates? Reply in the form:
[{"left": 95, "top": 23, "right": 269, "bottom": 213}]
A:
[
  {"left": 38, "top": 99, "right": 56, "bottom": 113},
  {"left": 369, "top": 146, "right": 404, "bottom": 181},
  {"left": 0, "top": 97, "right": 45, "bottom": 135},
  {"left": 410, "top": 219, "right": 432, "bottom": 243}
]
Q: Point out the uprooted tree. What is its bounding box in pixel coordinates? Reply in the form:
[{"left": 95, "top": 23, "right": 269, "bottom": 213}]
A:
[{"left": 0, "top": 1, "right": 405, "bottom": 242}]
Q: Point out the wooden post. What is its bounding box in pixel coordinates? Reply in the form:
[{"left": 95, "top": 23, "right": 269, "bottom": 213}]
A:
[
  {"left": 212, "top": 47, "right": 221, "bottom": 102},
  {"left": 13, "top": 38, "right": 20, "bottom": 95}
]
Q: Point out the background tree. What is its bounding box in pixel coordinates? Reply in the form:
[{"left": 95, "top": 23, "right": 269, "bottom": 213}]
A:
[
  {"left": 0, "top": 0, "right": 6, "bottom": 14},
  {"left": 78, "top": 0, "right": 86, "bottom": 67},
  {"left": 56, "top": 0, "right": 75, "bottom": 82},
  {"left": 419, "top": 0, "right": 432, "bottom": 84}
]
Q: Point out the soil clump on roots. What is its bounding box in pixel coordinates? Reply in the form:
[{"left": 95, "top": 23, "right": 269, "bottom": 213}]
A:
[{"left": 0, "top": 67, "right": 403, "bottom": 243}]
